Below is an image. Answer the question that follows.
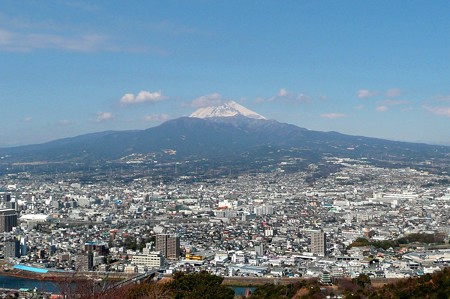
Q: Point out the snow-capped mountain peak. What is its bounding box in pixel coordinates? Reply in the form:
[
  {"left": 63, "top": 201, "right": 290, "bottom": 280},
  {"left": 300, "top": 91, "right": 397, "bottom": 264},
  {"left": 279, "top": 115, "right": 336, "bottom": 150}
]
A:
[{"left": 190, "top": 101, "right": 267, "bottom": 120}]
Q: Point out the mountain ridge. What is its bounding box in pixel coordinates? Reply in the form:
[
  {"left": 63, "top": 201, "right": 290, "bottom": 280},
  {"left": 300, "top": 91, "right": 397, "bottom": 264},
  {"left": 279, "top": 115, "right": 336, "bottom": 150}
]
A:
[
  {"left": 0, "top": 115, "right": 448, "bottom": 167},
  {"left": 0, "top": 98, "right": 449, "bottom": 172}
]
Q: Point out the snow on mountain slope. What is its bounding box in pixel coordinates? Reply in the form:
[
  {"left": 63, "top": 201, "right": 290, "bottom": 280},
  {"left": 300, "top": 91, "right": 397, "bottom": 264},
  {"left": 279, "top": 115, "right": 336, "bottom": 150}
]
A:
[{"left": 190, "top": 101, "right": 267, "bottom": 120}]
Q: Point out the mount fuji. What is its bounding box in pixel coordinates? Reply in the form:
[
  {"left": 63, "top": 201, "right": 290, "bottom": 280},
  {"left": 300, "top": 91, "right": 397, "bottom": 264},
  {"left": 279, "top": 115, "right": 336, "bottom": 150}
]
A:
[
  {"left": 190, "top": 101, "right": 267, "bottom": 120},
  {"left": 0, "top": 102, "right": 449, "bottom": 172}
]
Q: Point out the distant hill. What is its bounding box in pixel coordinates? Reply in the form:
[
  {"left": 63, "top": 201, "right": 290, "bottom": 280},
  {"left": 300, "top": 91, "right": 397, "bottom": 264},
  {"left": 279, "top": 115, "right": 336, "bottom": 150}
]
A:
[{"left": 0, "top": 102, "right": 449, "bottom": 170}]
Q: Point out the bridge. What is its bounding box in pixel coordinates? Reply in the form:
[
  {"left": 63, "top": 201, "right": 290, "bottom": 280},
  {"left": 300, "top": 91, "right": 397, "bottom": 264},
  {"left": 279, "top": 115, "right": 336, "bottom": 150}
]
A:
[{"left": 108, "top": 270, "right": 158, "bottom": 290}]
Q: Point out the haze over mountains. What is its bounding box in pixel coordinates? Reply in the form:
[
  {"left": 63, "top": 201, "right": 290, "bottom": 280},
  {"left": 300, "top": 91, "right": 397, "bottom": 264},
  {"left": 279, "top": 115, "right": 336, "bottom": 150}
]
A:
[{"left": 0, "top": 102, "right": 449, "bottom": 172}]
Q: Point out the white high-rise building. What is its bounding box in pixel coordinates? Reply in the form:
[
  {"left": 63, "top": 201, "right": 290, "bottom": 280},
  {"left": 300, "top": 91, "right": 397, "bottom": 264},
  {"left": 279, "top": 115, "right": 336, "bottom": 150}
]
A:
[{"left": 132, "top": 251, "right": 164, "bottom": 268}]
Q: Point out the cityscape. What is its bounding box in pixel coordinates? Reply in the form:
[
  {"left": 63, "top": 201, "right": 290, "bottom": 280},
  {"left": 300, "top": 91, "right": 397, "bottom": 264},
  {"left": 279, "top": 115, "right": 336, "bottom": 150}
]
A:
[
  {"left": 0, "top": 143, "right": 449, "bottom": 297},
  {"left": 1, "top": 1, "right": 450, "bottom": 298}
]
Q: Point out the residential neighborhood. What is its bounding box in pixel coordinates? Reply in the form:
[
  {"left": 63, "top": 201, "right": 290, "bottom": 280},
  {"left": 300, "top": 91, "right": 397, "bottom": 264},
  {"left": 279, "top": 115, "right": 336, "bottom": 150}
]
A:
[{"left": 0, "top": 157, "right": 448, "bottom": 296}]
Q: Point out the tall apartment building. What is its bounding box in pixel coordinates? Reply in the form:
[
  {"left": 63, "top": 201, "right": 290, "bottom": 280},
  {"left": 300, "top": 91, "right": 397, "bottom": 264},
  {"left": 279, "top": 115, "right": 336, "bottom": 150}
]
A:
[
  {"left": 311, "top": 230, "right": 327, "bottom": 257},
  {"left": 155, "top": 234, "right": 180, "bottom": 260},
  {"left": 4, "top": 239, "right": 20, "bottom": 259},
  {"left": 0, "top": 209, "right": 17, "bottom": 233}
]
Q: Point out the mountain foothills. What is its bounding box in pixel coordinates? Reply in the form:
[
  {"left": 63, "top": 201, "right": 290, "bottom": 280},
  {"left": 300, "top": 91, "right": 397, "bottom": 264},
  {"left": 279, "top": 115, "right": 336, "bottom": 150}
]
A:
[{"left": 0, "top": 102, "right": 449, "bottom": 173}]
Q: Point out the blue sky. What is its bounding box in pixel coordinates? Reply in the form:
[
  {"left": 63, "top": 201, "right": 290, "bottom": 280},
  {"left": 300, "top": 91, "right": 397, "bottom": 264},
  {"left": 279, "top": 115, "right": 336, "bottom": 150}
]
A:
[{"left": 1, "top": 0, "right": 450, "bottom": 147}]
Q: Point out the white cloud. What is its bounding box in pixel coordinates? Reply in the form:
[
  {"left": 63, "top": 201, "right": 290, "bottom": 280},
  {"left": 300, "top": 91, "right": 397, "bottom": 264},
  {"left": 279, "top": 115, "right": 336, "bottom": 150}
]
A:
[
  {"left": 0, "top": 12, "right": 57, "bottom": 31},
  {"left": 401, "top": 107, "right": 414, "bottom": 112},
  {"left": 296, "top": 93, "right": 311, "bottom": 103},
  {"left": 357, "top": 89, "right": 378, "bottom": 99},
  {"left": 0, "top": 9, "right": 169, "bottom": 55},
  {"left": 149, "top": 20, "right": 212, "bottom": 37},
  {"left": 58, "top": 119, "right": 73, "bottom": 125},
  {"left": 0, "top": 11, "right": 161, "bottom": 53},
  {"left": 318, "top": 95, "right": 328, "bottom": 101},
  {"left": 255, "top": 89, "right": 311, "bottom": 104},
  {"left": 386, "top": 88, "right": 402, "bottom": 98},
  {"left": 136, "top": 91, "right": 163, "bottom": 103},
  {"left": 0, "top": 27, "right": 112, "bottom": 52},
  {"left": 433, "top": 95, "right": 450, "bottom": 103},
  {"left": 379, "top": 99, "right": 409, "bottom": 106},
  {"left": 120, "top": 93, "right": 135, "bottom": 103},
  {"left": 142, "top": 114, "right": 170, "bottom": 123},
  {"left": 58, "top": 1, "right": 100, "bottom": 12},
  {"left": 22, "top": 116, "right": 32, "bottom": 123},
  {"left": 253, "top": 97, "right": 266, "bottom": 104},
  {"left": 424, "top": 106, "right": 450, "bottom": 117},
  {"left": 0, "top": 28, "right": 13, "bottom": 44},
  {"left": 320, "top": 113, "right": 348, "bottom": 119},
  {"left": 120, "top": 90, "right": 165, "bottom": 105},
  {"left": 190, "top": 93, "right": 225, "bottom": 108},
  {"left": 96, "top": 111, "right": 113, "bottom": 122},
  {"left": 278, "top": 88, "right": 288, "bottom": 97},
  {"left": 376, "top": 106, "right": 389, "bottom": 112}
]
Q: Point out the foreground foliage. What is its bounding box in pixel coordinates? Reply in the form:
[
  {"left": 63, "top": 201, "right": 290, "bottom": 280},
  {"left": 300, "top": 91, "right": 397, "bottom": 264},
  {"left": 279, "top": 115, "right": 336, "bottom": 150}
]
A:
[
  {"left": 166, "top": 271, "right": 234, "bottom": 299},
  {"left": 370, "top": 268, "right": 450, "bottom": 299},
  {"left": 248, "top": 269, "right": 450, "bottom": 299},
  {"left": 57, "top": 268, "right": 449, "bottom": 299}
]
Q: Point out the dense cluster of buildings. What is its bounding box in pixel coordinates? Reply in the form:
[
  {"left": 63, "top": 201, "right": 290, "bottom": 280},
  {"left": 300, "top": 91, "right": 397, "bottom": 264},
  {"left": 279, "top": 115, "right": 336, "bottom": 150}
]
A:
[{"left": 0, "top": 157, "right": 449, "bottom": 282}]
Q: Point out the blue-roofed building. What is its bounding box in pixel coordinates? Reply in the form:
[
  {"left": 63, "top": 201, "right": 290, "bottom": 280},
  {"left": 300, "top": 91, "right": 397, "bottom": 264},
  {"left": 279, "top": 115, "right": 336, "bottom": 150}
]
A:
[{"left": 13, "top": 264, "right": 49, "bottom": 274}]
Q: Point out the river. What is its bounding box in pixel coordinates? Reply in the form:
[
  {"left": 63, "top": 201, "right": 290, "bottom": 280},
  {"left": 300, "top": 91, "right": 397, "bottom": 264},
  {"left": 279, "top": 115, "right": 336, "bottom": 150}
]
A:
[
  {"left": 0, "top": 274, "right": 60, "bottom": 292},
  {"left": 0, "top": 274, "right": 257, "bottom": 297}
]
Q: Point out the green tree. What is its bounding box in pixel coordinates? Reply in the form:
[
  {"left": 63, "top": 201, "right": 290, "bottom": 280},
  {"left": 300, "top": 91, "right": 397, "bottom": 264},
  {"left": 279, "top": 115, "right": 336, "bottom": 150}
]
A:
[
  {"left": 352, "top": 273, "right": 371, "bottom": 288},
  {"left": 126, "top": 282, "right": 172, "bottom": 299},
  {"left": 250, "top": 284, "right": 289, "bottom": 299},
  {"left": 349, "top": 238, "right": 370, "bottom": 248},
  {"left": 166, "top": 271, "right": 234, "bottom": 299}
]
